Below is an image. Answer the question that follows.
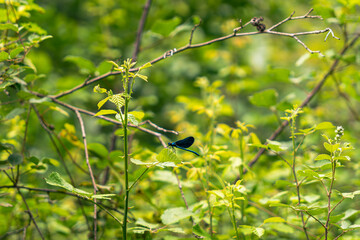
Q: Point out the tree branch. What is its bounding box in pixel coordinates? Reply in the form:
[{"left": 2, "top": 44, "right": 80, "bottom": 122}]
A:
[
  {"left": 51, "top": 9, "right": 338, "bottom": 99},
  {"left": 243, "top": 32, "right": 360, "bottom": 174}
]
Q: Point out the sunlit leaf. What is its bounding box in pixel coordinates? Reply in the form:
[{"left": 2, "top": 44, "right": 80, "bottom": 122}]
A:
[
  {"left": 45, "top": 172, "right": 74, "bottom": 192},
  {"left": 93, "top": 84, "right": 107, "bottom": 94},
  {"left": 253, "top": 227, "right": 265, "bottom": 237},
  {"left": 0, "top": 51, "right": 9, "bottom": 62},
  {"left": 315, "top": 154, "right": 331, "bottom": 161},
  {"left": 161, "top": 207, "right": 193, "bottom": 225},
  {"left": 97, "top": 96, "right": 111, "bottom": 109},
  {"left": 315, "top": 122, "right": 335, "bottom": 130},
  {"left": 10, "top": 47, "right": 24, "bottom": 59},
  {"left": 94, "top": 109, "right": 117, "bottom": 116},
  {"left": 156, "top": 148, "right": 181, "bottom": 165}
]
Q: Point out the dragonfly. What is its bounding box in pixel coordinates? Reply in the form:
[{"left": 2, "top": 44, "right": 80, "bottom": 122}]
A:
[{"left": 168, "top": 136, "right": 200, "bottom": 156}]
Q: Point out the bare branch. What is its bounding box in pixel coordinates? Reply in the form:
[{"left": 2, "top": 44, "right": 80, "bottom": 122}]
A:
[
  {"left": 74, "top": 110, "right": 98, "bottom": 239},
  {"left": 52, "top": 9, "right": 338, "bottom": 99}
]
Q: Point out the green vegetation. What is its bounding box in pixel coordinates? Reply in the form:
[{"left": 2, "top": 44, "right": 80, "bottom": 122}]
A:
[{"left": 1, "top": 0, "right": 360, "bottom": 239}]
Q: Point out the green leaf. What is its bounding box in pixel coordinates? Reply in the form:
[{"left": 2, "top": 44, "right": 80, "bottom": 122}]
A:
[
  {"left": 156, "top": 148, "right": 181, "bottom": 165},
  {"left": 127, "top": 111, "right": 144, "bottom": 126},
  {"left": 315, "top": 122, "right": 335, "bottom": 130},
  {"left": 88, "top": 143, "right": 109, "bottom": 158},
  {"left": 249, "top": 89, "right": 278, "bottom": 107},
  {"left": 267, "top": 140, "right": 286, "bottom": 152},
  {"left": 193, "top": 224, "right": 211, "bottom": 239},
  {"left": 92, "top": 194, "right": 116, "bottom": 200},
  {"left": 263, "top": 217, "right": 286, "bottom": 224},
  {"left": 93, "top": 84, "right": 107, "bottom": 94},
  {"left": 22, "top": 22, "right": 47, "bottom": 35},
  {"left": 253, "top": 227, "right": 265, "bottom": 238},
  {"left": 139, "top": 62, "right": 152, "bottom": 70},
  {"left": 94, "top": 109, "right": 117, "bottom": 116},
  {"left": 10, "top": 47, "right": 24, "bottom": 59},
  {"left": 8, "top": 153, "right": 23, "bottom": 166},
  {"left": 130, "top": 158, "right": 156, "bottom": 167},
  {"left": 334, "top": 156, "right": 351, "bottom": 161},
  {"left": 97, "top": 96, "right": 110, "bottom": 109},
  {"left": 109, "top": 94, "right": 125, "bottom": 109},
  {"left": 324, "top": 142, "right": 339, "bottom": 153},
  {"left": 161, "top": 207, "right": 193, "bottom": 225},
  {"left": 96, "top": 61, "right": 113, "bottom": 75},
  {"left": 342, "top": 190, "right": 360, "bottom": 199},
  {"left": 135, "top": 73, "right": 148, "bottom": 82},
  {"left": 64, "top": 55, "right": 96, "bottom": 74},
  {"left": 151, "top": 17, "right": 182, "bottom": 37},
  {"left": 28, "top": 156, "right": 40, "bottom": 165},
  {"left": 45, "top": 172, "right": 74, "bottom": 192},
  {"left": 136, "top": 218, "right": 160, "bottom": 229},
  {"left": 315, "top": 154, "right": 331, "bottom": 161},
  {"left": 107, "top": 60, "right": 121, "bottom": 70},
  {"left": 0, "top": 51, "right": 9, "bottom": 62},
  {"left": 0, "top": 23, "right": 19, "bottom": 32}
]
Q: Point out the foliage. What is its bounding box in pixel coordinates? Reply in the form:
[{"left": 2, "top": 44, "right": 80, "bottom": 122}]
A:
[{"left": 1, "top": 0, "right": 360, "bottom": 240}]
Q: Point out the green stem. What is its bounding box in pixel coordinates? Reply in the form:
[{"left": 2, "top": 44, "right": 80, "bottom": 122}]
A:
[
  {"left": 128, "top": 167, "right": 150, "bottom": 192},
  {"left": 122, "top": 69, "right": 130, "bottom": 240},
  {"left": 290, "top": 119, "right": 309, "bottom": 240},
  {"left": 230, "top": 190, "right": 240, "bottom": 240},
  {"left": 239, "top": 134, "right": 245, "bottom": 223}
]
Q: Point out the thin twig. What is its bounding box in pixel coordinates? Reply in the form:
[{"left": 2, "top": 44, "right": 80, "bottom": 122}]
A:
[
  {"left": 2, "top": 171, "right": 45, "bottom": 240},
  {"left": 132, "top": 0, "right": 152, "bottom": 61},
  {"left": 74, "top": 110, "right": 98, "bottom": 240},
  {"left": 188, "top": 20, "right": 201, "bottom": 46},
  {"left": 139, "top": 120, "right": 178, "bottom": 135},
  {"left": 303, "top": 210, "right": 326, "bottom": 228}
]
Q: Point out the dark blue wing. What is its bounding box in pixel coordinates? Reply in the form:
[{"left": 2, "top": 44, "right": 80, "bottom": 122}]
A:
[{"left": 173, "top": 136, "right": 195, "bottom": 148}]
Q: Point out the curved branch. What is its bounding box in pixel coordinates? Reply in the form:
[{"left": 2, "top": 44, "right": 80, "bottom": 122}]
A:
[
  {"left": 52, "top": 9, "right": 337, "bottom": 99},
  {"left": 243, "top": 32, "right": 360, "bottom": 175}
]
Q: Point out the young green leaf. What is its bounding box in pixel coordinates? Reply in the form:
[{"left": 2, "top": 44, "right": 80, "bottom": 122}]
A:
[
  {"left": 0, "top": 51, "right": 9, "bottom": 62},
  {"left": 315, "top": 154, "right": 331, "bottom": 161},
  {"left": 97, "top": 96, "right": 110, "bottom": 109},
  {"left": 139, "top": 62, "right": 152, "bottom": 70},
  {"left": 45, "top": 172, "right": 74, "bottom": 192},
  {"left": 93, "top": 84, "right": 107, "bottom": 94},
  {"left": 94, "top": 109, "right": 117, "bottom": 116}
]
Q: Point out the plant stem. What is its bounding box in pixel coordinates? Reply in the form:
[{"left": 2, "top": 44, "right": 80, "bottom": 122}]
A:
[
  {"left": 324, "top": 158, "right": 337, "bottom": 240},
  {"left": 290, "top": 119, "right": 309, "bottom": 240},
  {"left": 230, "top": 188, "right": 240, "bottom": 240},
  {"left": 238, "top": 133, "right": 245, "bottom": 223},
  {"left": 122, "top": 69, "right": 130, "bottom": 240}
]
